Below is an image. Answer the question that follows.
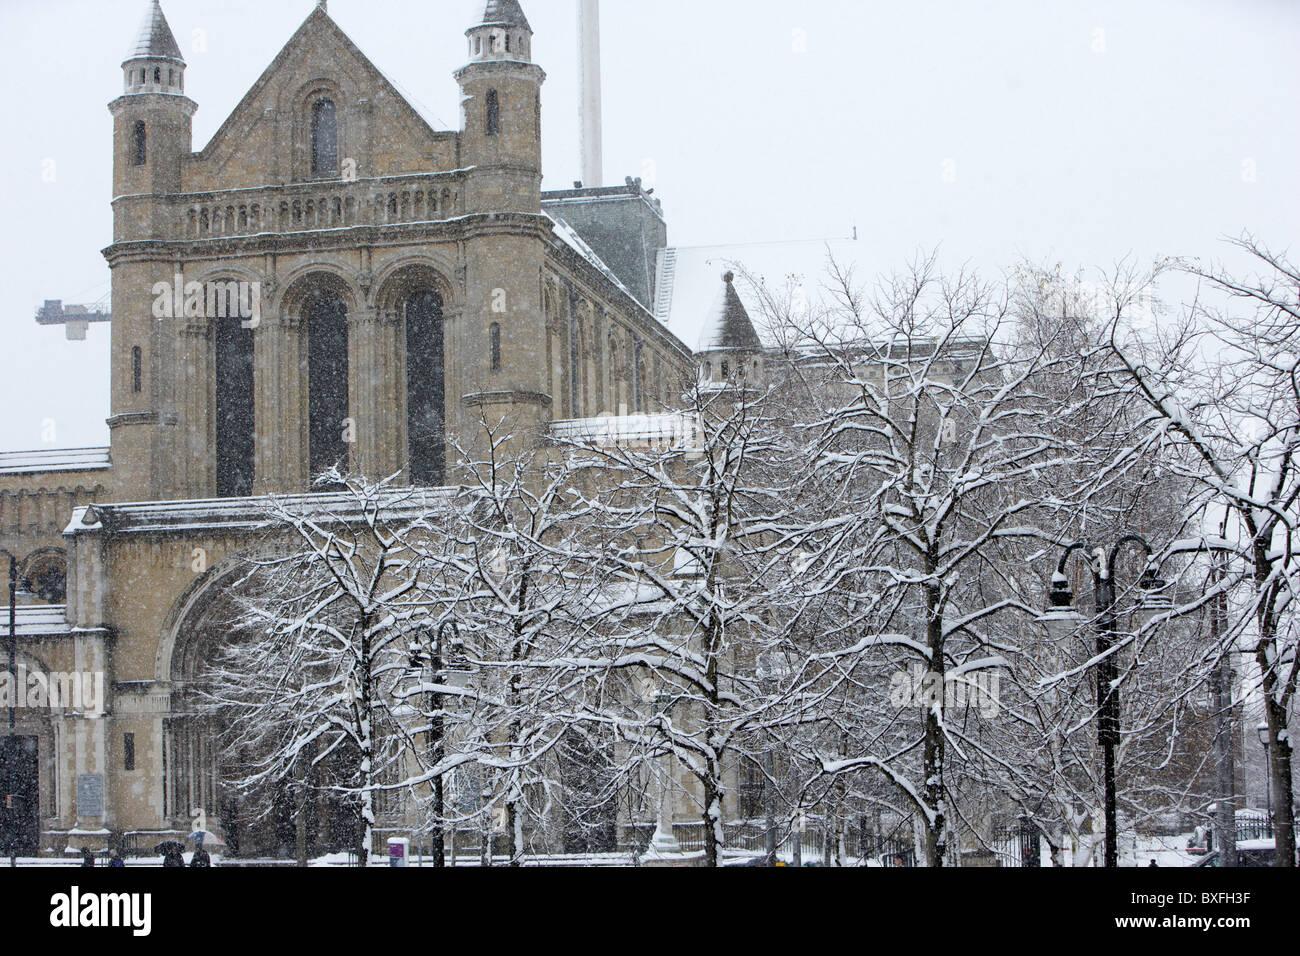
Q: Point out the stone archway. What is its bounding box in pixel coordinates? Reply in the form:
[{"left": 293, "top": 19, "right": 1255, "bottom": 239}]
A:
[{"left": 161, "top": 554, "right": 363, "bottom": 859}]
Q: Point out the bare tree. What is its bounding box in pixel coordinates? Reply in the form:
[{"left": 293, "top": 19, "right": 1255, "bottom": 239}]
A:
[
  {"left": 1107, "top": 234, "right": 1300, "bottom": 866},
  {"left": 201, "top": 472, "right": 441, "bottom": 866}
]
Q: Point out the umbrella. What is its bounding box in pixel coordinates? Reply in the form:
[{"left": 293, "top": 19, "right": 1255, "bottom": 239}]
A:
[
  {"left": 188, "top": 830, "right": 226, "bottom": 847},
  {"left": 154, "top": 840, "right": 185, "bottom": 855}
]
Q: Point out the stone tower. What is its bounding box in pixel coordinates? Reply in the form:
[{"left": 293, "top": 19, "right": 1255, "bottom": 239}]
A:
[
  {"left": 457, "top": 0, "right": 544, "bottom": 216},
  {"left": 107, "top": 0, "right": 198, "bottom": 500},
  {"left": 451, "top": 1, "right": 553, "bottom": 454}
]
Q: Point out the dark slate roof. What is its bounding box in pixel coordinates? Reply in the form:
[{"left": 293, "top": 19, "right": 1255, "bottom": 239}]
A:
[
  {"left": 125, "top": 0, "right": 184, "bottom": 63},
  {"left": 480, "top": 0, "right": 531, "bottom": 31},
  {"left": 699, "top": 272, "right": 763, "bottom": 352}
]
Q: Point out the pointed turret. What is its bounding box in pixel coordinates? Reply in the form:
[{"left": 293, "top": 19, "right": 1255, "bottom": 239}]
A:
[
  {"left": 122, "top": 0, "right": 186, "bottom": 94},
  {"left": 110, "top": 1, "right": 197, "bottom": 228},
  {"left": 698, "top": 272, "right": 764, "bottom": 386},
  {"left": 455, "top": 0, "right": 545, "bottom": 215},
  {"left": 482, "top": 0, "right": 532, "bottom": 31},
  {"left": 700, "top": 271, "right": 763, "bottom": 352},
  {"left": 466, "top": 0, "right": 533, "bottom": 63}
]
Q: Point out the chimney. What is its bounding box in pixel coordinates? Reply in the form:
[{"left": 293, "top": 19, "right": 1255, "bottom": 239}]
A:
[{"left": 579, "top": 0, "right": 603, "bottom": 188}]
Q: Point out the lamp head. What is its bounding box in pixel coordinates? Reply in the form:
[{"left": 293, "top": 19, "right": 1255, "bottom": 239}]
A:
[
  {"left": 1038, "top": 571, "right": 1086, "bottom": 638},
  {"left": 1047, "top": 570, "right": 1074, "bottom": 611}
]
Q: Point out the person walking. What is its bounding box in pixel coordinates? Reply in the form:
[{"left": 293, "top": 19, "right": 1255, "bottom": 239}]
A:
[{"left": 160, "top": 842, "right": 186, "bottom": 867}]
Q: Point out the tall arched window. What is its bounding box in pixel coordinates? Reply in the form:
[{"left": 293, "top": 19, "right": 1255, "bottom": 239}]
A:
[
  {"left": 311, "top": 99, "right": 338, "bottom": 178},
  {"left": 215, "top": 316, "right": 255, "bottom": 498},
  {"left": 131, "top": 346, "right": 143, "bottom": 393},
  {"left": 307, "top": 293, "right": 349, "bottom": 479},
  {"left": 633, "top": 339, "right": 645, "bottom": 413},
  {"left": 489, "top": 322, "right": 502, "bottom": 372},
  {"left": 133, "top": 121, "right": 147, "bottom": 166},
  {"left": 486, "top": 89, "right": 500, "bottom": 136},
  {"left": 406, "top": 290, "right": 445, "bottom": 486}
]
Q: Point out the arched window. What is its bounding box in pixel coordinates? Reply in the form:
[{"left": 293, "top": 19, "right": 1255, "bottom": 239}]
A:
[
  {"left": 215, "top": 316, "right": 255, "bottom": 498},
  {"left": 505, "top": 35, "right": 511, "bottom": 52},
  {"left": 406, "top": 290, "right": 445, "bottom": 486},
  {"left": 131, "top": 346, "right": 143, "bottom": 393},
  {"left": 311, "top": 99, "right": 338, "bottom": 178},
  {"left": 133, "top": 121, "right": 147, "bottom": 166},
  {"left": 307, "top": 293, "right": 349, "bottom": 479},
  {"left": 153, "top": 67, "right": 161, "bottom": 84},
  {"left": 486, "top": 89, "right": 500, "bottom": 136},
  {"left": 490, "top": 322, "right": 502, "bottom": 372},
  {"left": 21, "top": 551, "right": 67, "bottom": 605},
  {"left": 633, "top": 340, "right": 645, "bottom": 413}
]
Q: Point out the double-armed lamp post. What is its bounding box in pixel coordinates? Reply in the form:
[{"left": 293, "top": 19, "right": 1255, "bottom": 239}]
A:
[
  {"left": 408, "top": 620, "right": 466, "bottom": 868},
  {"left": 1040, "top": 535, "right": 1169, "bottom": 868}
]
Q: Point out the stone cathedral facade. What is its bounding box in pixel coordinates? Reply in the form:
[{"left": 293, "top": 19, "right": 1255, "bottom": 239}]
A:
[{"left": 0, "top": 0, "right": 761, "bottom": 857}]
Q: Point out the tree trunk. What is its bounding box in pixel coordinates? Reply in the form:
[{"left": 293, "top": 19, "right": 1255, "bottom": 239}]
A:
[
  {"left": 508, "top": 788, "right": 524, "bottom": 866},
  {"left": 294, "top": 762, "right": 309, "bottom": 868},
  {"left": 1264, "top": 695, "right": 1296, "bottom": 867},
  {"left": 923, "top": 580, "right": 947, "bottom": 867}
]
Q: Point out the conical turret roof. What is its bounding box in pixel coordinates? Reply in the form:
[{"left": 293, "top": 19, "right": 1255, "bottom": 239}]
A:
[
  {"left": 698, "top": 271, "right": 763, "bottom": 352},
  {"left": 125, "top": 0, "right": 184, "bottom": 63},
  {"left": 479, "top": 0, "right": 531, "bottom": 31}
]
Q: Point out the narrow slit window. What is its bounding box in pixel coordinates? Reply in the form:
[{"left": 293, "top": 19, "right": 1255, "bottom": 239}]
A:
[
  {"left": 486, "top": 89, "right": 500, "bottom": 136},
  {"left": 123, "top": 733, "right": 135, "bottom": 772},
  {"left": 490, "top": 322, "right": 502, "bottom": 372},
  {"left": 132, "top": 346, "right": 143, "bottom": 392},
  {"left": 133, "top": 121, "right": 147, "bottom": 166}
]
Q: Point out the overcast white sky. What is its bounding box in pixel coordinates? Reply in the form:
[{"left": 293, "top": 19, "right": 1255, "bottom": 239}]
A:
[{"left": 0, "top": 0, "right": 1296, "bottom": 451}]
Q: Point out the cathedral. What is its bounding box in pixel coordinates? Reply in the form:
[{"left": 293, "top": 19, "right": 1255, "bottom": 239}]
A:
[{"left": 0, "top": 0, "right": 768, "bottom": 857}]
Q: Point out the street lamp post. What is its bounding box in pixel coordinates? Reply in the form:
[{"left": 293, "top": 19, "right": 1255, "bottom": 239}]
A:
[
  {"left": 1257, "top": 722, "right": 1273, "bottom": 829},
  {"left": 408, "top": 620, "right": 463, "bottom": 868},
  {"left": 1041, "top": 535, "right": 1168, "bottom": 868}
]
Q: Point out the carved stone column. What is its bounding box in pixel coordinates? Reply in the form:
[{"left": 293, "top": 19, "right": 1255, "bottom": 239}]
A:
[{"left": 179, "top": 320, "right": 212, "bottom": 497}]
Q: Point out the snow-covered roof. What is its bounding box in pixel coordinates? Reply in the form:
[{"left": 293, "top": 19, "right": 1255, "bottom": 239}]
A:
[
  {"left": 125, "top": 0, "right": 185, "bottom": 64},
  {"left": 697, "top": 271, "right": 762, "bottom": 353},
  {"left": 546, "top": 212, "right": 641, "bottom": 305},
  {"left": 0, "top": 447, "right": 110, "bottom": 476},
  {"left": 13, "top": 604, "right": 74, "bottom": 638},
  {"left": 66, "top": 486, "right": 457, "bottom": 536},
  {"left": 551, "top": 413, "right": 700, "bottom": 448},
  {"left": 479, "top": 0, "right": 531, "bottom": 31},
  {"left": 654, "top": 238, "right": 865, "bottom": 352}
]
